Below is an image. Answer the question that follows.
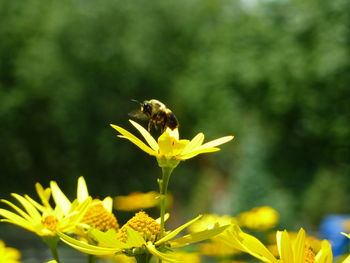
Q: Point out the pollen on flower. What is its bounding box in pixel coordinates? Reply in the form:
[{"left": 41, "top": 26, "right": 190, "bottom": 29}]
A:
[
  {"left": 82, "top": 200, "right": 119, "bottom": 231},
  {"left": 304, "top": 244, "right": 315, "bottom": 263},
  {"left": 42, "top": 215, "right": 59, "bottom": 231},
  {"left": 119, "top": 211, "right": 161, "bottom": 243}
]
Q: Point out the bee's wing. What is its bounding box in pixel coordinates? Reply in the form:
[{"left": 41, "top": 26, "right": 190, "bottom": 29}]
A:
[{"left": 128, "top": 109, "right": 149, "bottom": 120}]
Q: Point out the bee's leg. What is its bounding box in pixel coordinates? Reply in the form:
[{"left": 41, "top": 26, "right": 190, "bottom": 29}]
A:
[{"left": 148, "top": 120, "right": 152, "bottom": 132}]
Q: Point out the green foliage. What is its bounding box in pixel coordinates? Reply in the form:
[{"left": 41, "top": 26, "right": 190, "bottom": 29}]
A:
[{"left": 0, "top": 0, "right": 349, "bottom": 228}]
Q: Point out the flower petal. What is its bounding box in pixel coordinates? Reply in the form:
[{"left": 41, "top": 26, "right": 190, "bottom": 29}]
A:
[
  {"left": 89, "top": 228, "right": 130, "bottom": 249},
  {"left": 293, "top": 228, "right": 305, "bottom": 263},
  {"left": 0, "top": 209, "right": 36, "bottom": 233},
  {"left": 77, "top": 177, "right": 89, "bottom": 203},
  {"left": 169, "top": 224, "right": 230, "bottom": 248},
  {"left": 11, "top": 194, "right": 42, "bottom": 222},
  {"left": 50, "top": 181, "right": 71, "bottom": 214},
  {"left": 277, "top": 230, "right": 293, "bottom": 263},
  {"left": 57, "top": 231, "right": 121, "bottom": 255},
  {"left": 102, "top": 197, "right": 113, "bottom": 212},
  {"left": 315, "top": 240, "right": 333, "bottom": 263},
  {"left": 180, "top": 147, "right": 220, "bottom": 160},
  {"left": 124, "top": 226, "right": 146, "bottom": 247},
  {"left": 146, "top": 242, "right": 183, "bottom": 263},
  {"left": 158, "top": 132, "right": 174, "bottom": 156},
  {"left": 216, "top": 225, "right": 278, "bottom": 263},
  {"left": 118, "top": 135, "right": 156, "bottom": 156},
  {"left": 111, "top": 124, "right": 156, "bottom": 155},
  {"left": 35, "top": 183, "right": 52, "bottom": 209},
  {"left": 194, "top": 136, "right": 234, "bottom": 151},
  {"left": 129, "top": 120, "right": 159, "bottom": 152},
  {"left": 181, "top": 133, "right": 204, "bottom": 155},
  {"left": 155, "top": 215, "right": 202, "bottom": 245}
]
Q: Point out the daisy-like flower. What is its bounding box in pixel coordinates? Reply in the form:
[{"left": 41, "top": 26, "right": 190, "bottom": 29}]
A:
[
  {"left": 50, "top": 176, "right": 119, "bottom": 232},
  {"left": 110, "top": 120, "right": 233, "bottom": 168},
  {"left": 0, "top": 240, "right": 21, "bottom": 263},
  {"left": 237, "top": 206, "right": 279, "bottom": 231},
  {"left": 114, "top": 191, "right": 162, "bottom": 211},
  {"left": 58, "top": 211, "right": 229, "bottom": 263},
  {"left": 0, "top": 182, "right": 91, "bottom": 237},
  {"left": 216, "top": 225, "right": 333, "bottom": 263}
]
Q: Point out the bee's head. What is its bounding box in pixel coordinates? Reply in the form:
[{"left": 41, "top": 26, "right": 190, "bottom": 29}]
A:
[{"left": 141, "top": 101, "right": 153, "bottom": 116}]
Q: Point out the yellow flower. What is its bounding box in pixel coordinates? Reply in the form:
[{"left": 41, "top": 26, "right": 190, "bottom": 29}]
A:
[
  {"left": 50, "top": 176, "right": 119, "bottom": 232},
  {"left": 0, "top": 183, "right": 91, "bottom": 236},
  {"left": 110, "top": 120, "right": 233, "bottom": 168},
  {"left": 0, "top": 240, "right": 21, "bottom": 263},
  {"left": 341, "top": 233, "right": 350, "bottom": 263},
  {"left": 188, "top": 214, "right": 236, "bottom": 233},
  {"left": 114, "top": 191, "right": 162, "bottom": 211},
  {"left": 58, "top": 211, "right": 229, "bottom": 263},
  {"left": 216, "top": 225, "right": 333, "bottom": 263},
  {"left": 237, "top": 206, "right": 279, "bottom": 231}
]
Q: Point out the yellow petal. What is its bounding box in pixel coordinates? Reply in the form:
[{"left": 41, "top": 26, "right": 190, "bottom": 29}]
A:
[
  {"left": 293, "top": 228, "right": 305, "bottom": 263},
  {"left": 181, "top": 133, "right": 205, "bottom": 155},
  {"left": 180, "top": 147, "right": 220, "bottom": 160},
  {"left": 124, "top": 226, "right": 146, "bottom": 247},
  {"left": 77, "top": 177, "right": 89, "bottom": 203},
  {"left": 24, "top": 194, "right": 47, "bottom": 213},
  {"left": 102, "top": 197, "right": 113, "bottom": 212},
  {"left": 315, "top": 240, "right": 333, "bottom": 263},
  {"left": 11, "top": 194, "right": 42, "bottom": 222},
  {"left": 35, "top": 183, "right": 52, "bottom": 209},
  {"left": 129, "top": 120, "right": 159, "bottom": 152},
  {"left": 111, "top": 124, "right": 157, "bottom": 155},
  {"left": 169, "top": 224, "right": 230, "bottom": 248},
  {"left": 1, "top": 199, "right": 35, "bottom": 222},
  {"left": 165, "top": 128, "right": 179, "bottom": 140},
  {"left": 216, "top": 225, "right": 278, "bottom": 263},
  {"left": 341, "top": 232, "right": 350, "bottom": 239},
  {"left": 0, "top": 209, "right": 36, "bottom": 233},
  {"left": 50, "top": 181, "right": 71, "bottom": 214},
  {"left": 194, "top": 136, "right": 234, "bottom": 151},
  {"left": 89, "top": 228, "right": 129, "bottom": 249},
  {"left": 146, "top": 242, "right": 183, "bottom": 263},
  {"left": 57, "top": 231, "right": 121, "bottom": 255},
  {"left": 158, "top": 132, "right": 174, "bottom": 156},
  {"left": 155, "top": 215, "right": 202, "bottom": 245},
  {"left": 118, "top": 135, "right": 156, "bottom": 156},
  {"left": 277, "top": 230, "right": 293, "bottom": 263}
]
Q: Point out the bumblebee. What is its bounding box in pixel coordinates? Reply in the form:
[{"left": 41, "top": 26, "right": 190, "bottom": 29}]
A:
[{"left": 130, "top": 99, "right": 178, "bottom": 132}]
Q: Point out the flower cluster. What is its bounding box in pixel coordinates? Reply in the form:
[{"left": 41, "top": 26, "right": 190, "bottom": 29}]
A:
[{"left": 0, "top": 101, "right": 349, "bottom": 263}]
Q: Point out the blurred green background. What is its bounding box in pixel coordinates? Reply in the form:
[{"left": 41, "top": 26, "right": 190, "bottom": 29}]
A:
[{"left": 0, "top": 0, "right": 349, "bottom": 260}]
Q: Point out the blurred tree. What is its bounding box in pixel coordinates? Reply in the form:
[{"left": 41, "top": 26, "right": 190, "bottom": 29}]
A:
[{"left": 0, "top": 0, "right": 349, "bottom": 229}]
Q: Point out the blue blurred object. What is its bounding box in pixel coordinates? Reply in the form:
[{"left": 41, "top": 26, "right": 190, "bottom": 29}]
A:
[{"left": 320, "top": 215, "right": 350, "bottom": 257}]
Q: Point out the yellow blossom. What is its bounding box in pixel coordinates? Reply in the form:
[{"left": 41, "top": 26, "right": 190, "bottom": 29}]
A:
[
  {"left": 114, "top": 191, "right": 162, "bottom": 211},
  {"left": 0, "top": 240, "right": 21, "bottom": 263},
  {"left": 50, "top": 176, "right": 119, "bottom": 232},
  {"left": 216, "top": 225, "right": 333, "bottom": 263},
  {"left": 0, "top": 182, "right": 91, "bottom": 237},
  {"left": 110, "top": 120, "right": 233, "bottom": 168},
  {"left": 238, "top": 206, "right": 279, "bottom": 231},
  {"left": 58, "top": 211, "right": 229, "bottom": 263},
  {"left": 188, "top": 214, "right": 236, "bottom": 233}
]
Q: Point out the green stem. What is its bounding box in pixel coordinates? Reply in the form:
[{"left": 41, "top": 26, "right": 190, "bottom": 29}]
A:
[
  {"left": 88, "top": 254, "right": 96, "bottom": 263},
  {"left": 135, "top": 253, "right": 152, "bottom": 263},
  {"left": 42, "top": 236, "right": 61, "bottom": 263},
  {"left": 158, "top": 167, "right": 173, "bottom": 263},
  {"left": 159, "top": 167, "right": 173, "bottom": 238}
]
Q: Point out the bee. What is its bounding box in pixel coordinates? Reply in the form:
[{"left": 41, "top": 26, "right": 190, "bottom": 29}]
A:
[{"left": 129, "top": 99, "right": 179, "bottom": 132}]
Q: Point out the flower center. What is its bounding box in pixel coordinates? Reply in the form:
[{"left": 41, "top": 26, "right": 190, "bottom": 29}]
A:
[
  {"left": 42, "top": 215, "right": 58, "bottom": 231},
  {"left": 119, "top": 211, "right": 161, "bottom": 243},
  {"left": 82, "top": 200, "right": 119, "bottom": 231},
  {"left": 304, "top": 244, "right": 315, "bottom": 263}
]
